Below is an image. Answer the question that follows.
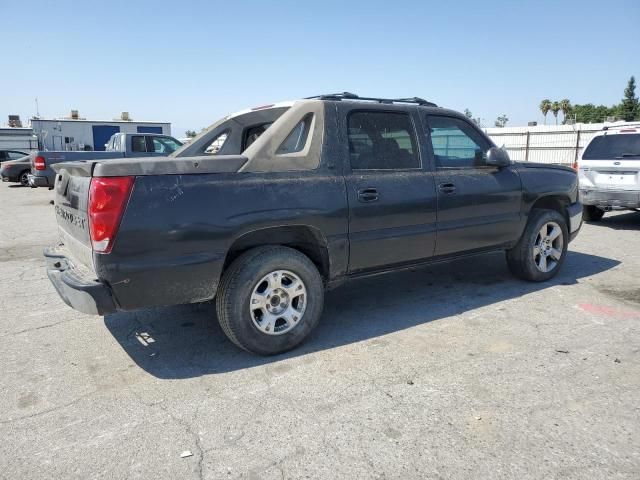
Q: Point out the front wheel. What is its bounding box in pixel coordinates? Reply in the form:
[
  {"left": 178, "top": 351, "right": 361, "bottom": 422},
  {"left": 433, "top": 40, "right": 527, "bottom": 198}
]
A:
[
  {"left": 215, "top": 246, "right": 324, "bottom": 355},
  {"left": 583, "top": 205, "right": 605, "bottom": 222},
  {"left": 506, "top": 209, "right": 569, "bottom": 282}
]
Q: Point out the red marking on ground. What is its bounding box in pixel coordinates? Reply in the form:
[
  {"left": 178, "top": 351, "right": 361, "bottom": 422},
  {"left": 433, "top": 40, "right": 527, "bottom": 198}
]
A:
[{"left": 578, "top": 303, "right": 640, "bottom": 319}]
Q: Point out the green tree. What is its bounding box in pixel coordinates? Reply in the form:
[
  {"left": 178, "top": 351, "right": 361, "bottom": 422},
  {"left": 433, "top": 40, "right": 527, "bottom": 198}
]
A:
[
  {"left": 572, "top": 104, "right": 619, "bottom": 123},
  {"left": 550, "top": 101, "right": 561, "bottom": 125},
  {"left": 464, "top": 108, "right": 481, "bottom": 126},
  {"left": 185, "top": 130, "right": 198, "bottom": 138},
  {"left": 619, "top": 76, "right": 639, "bottom": 121},
  {"left": 559, "top": 99, "right": 572, "bottom": 124},
  {"left": 539, "top": 99, "right": 552, "bottom": 125},
  {"left": 494, "top": 114, "right": 509, "bottom": 127}
]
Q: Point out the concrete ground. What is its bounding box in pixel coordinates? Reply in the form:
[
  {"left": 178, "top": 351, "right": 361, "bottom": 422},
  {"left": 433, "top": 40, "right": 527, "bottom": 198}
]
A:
[{"left": 0, "top": 183, "right": 638, "bottom": 480}]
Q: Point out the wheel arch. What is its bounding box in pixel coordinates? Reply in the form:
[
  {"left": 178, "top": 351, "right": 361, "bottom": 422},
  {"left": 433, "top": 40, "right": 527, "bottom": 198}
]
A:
[
  {"left": 529, "top": 194, "right": 572, "bottom": 227},
  {"left": 223, "top": 225, "right": 330, "bottom": 281}
]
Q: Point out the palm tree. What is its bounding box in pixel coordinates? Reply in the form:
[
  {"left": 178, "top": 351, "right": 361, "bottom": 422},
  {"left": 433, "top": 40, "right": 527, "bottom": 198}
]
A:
[
  {"left": 551, "top": 101, "right": 561, "bottom": 125},
  {"left": 539, "top": 99, "right": 552, "bottom": 125},
  {"left": 559, "top": 99, "right": 572, "bottom": 124}
]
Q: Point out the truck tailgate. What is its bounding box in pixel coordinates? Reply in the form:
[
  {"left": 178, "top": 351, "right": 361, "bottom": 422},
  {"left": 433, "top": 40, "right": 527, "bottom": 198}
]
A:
[{"left": 53, "top": 163, "right": 95, "bottom": 272}]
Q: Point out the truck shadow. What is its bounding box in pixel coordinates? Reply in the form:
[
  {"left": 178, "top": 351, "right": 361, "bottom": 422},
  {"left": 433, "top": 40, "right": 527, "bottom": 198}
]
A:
[
  {"left": 586, "top": 211, "right": 640, "bottom": 231},
  {"left": 104, "top": 250, "right": 619, "bottom": 379}
]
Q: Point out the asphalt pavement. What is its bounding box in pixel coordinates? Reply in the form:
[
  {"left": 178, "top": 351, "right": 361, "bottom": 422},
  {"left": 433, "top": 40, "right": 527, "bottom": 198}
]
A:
[{"left": 1, "top": 183, "right": 638, "bottom": 479}]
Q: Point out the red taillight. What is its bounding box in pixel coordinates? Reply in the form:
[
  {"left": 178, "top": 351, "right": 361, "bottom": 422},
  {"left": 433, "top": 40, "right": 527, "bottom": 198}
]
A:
[
  {"left": 34, "top": 156, "right": 46, "bottom": 170},
  {"left": 88, "top": 176, "right": 134, "bottom": 253},
  {"left": 572, "top": 161, "right": 578, "bottom": 171}
]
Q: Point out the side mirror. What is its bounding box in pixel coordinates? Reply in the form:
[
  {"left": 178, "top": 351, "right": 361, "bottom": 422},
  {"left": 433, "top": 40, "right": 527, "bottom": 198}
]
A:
[{"left": 486, "top": 147, "right": 511, "bottom": 167}]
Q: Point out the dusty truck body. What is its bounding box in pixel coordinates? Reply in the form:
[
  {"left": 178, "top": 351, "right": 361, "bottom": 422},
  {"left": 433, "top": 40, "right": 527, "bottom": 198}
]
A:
[
  {"left": 27, "top": 133, "right": 182, "bottom": 188},
  {"left": 45, "top": 94, "right": 583, "bottom": 354}
]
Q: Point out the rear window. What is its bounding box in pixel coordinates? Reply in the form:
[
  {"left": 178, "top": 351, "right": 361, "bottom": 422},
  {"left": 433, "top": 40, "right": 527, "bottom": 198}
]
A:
[{"left": 583, "top": 133, "right": 640, "bottom": 160}]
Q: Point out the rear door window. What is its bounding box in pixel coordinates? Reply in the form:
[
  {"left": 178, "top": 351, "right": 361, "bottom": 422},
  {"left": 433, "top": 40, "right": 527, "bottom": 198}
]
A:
[
  {"left": 131, "top": 136, "right": 147, "bottom": 152},
  {"left": 347, "top": 111, "right": 420, "bottom": 170},
  {"left": 7, "top": 151, "right": 27, "bottom": 160},
  {"left": 582, "top": 134, "right": 640, "bottom": 160}
]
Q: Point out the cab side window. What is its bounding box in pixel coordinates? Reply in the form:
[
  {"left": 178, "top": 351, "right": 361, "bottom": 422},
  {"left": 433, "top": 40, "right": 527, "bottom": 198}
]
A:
[
  {"left": 347, "top": 111, "right": 420, "bottom": 170},
  {"left": 427, "top": 116, "right": 490, "bottom": 168},
  {"left": 131, "top": 136, "right": 147, "bottom": 152},
  {"left": 151, "top": 136, "right": 182, "bottom": 154}
]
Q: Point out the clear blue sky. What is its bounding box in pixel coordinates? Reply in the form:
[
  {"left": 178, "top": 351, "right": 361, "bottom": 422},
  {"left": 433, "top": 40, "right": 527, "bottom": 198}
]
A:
[{"left": 2, "top": 0, "right": 639, "bottom": 135}]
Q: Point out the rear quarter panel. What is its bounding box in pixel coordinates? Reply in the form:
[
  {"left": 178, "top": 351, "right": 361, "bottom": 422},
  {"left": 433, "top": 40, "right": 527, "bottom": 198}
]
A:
[{"left": 97, "top": 171, "right": 348, "bottom": 310}]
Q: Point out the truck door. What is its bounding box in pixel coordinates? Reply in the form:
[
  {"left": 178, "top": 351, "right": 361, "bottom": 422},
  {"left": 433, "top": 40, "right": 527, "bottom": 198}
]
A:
[
  {"left": 343, "top": 107, "right": 437, "bottom": 273},
  {"left": 424, "top": 114, "right": 522, "bottom": 256}
]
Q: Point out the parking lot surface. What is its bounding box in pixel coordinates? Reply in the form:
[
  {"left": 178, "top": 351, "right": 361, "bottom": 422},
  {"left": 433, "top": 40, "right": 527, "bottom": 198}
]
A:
[{"left": 1, "top": 183, "right": 639, "bottom": 479}]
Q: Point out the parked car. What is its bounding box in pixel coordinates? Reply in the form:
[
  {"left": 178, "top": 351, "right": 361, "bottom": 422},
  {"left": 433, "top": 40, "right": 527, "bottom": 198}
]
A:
[
  {"left": 45, "top": 93, "right": 583, "bottom": 355},
  {"left": 0, "top": 155, "right": 32, "bottom": 186},
  {"left": 27, "top": 133, "right": 182, "bottom": 188},
  {"left": 0, "top": 149, "right": 29, "bottom": 165},
  {"left": 578, "top": 123, "right": 640, "bottom": 221}
]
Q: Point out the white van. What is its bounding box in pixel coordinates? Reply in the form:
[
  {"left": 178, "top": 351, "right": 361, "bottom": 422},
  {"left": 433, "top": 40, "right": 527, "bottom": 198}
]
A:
[{"left": 578, "top": 123, "right": 640, "bottom": 221}]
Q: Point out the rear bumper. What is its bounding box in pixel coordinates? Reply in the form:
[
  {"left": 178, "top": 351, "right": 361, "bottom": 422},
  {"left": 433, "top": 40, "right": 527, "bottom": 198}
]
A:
[
  {"left": 28, "top": 174, "right": 51, "bottom": 188},
  {"left": 580, "top": 189, "right": 640, "bottom": 209},
  {"left": 567, "top": 201, "right": 583, "bottom": 242},
  {"left": 44, "top": 245, "right": 117, "bottom": 316}
]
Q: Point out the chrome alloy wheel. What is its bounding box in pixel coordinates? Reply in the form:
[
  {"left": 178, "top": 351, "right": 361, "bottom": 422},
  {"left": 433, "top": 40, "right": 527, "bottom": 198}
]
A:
[
  {"left": 249, "top": 270, "right": 307, "bottom": 335},
  {"left": 533, "top": 221, "right": 564, "bottom": 273}
]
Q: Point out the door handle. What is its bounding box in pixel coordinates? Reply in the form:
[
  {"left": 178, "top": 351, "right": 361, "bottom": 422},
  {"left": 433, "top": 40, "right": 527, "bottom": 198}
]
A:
[
  {"left": 438, "top": 182, "right": 456, "bottom": 194},
  {"left": 357, "top": 187, "right": 379, "bottom": 202}
]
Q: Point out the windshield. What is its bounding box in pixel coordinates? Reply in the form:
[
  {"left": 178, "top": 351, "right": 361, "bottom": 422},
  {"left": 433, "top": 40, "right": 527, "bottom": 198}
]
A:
[{"left": 582, "top": 133, "right": 640, "bottom": 160}]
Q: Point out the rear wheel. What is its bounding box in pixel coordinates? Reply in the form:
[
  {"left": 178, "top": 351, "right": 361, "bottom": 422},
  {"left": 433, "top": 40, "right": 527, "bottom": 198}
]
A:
[
  {"left": 506, "top": 209, "right": 568, "bottom": 282},
  {"left": 216, "top": 246, "right": 324, "bottom": 355},
  {"left": 583, "top": 205, "right": 605, "bottom": 222},
  {"left": 19, "top": 170, "right": 29, "bottom": 187}
]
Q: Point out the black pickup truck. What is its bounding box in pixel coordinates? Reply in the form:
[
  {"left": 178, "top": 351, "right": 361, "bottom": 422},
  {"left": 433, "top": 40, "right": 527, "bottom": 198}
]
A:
[{"left": 45, "top": 93, "right": 583, "bottom": 355}]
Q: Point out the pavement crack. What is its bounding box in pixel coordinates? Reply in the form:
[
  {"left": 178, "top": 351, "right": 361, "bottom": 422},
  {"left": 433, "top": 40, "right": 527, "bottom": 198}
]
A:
[{"left": 7, "top": 318, "right": 76, "bottom": 337}]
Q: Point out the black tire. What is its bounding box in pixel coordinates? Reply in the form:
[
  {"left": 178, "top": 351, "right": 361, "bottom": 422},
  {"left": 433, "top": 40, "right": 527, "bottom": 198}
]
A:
[
  {"left": 583, "top": 205, "right": 605, "bottom": 222},
  {"left": 215, "top": 246, "right": 324, "bottom": 355},
  {"left": 506, "top": 209, "right": 569, "bottom": 282},
  {"left": 19, "top": 170, "right": 29, "bottom": 187}
]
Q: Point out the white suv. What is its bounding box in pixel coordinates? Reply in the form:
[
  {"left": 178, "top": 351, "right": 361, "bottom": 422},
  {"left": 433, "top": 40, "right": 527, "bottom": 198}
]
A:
[{"left": 578, "top": 123, "right": 640, "bottom": 221}]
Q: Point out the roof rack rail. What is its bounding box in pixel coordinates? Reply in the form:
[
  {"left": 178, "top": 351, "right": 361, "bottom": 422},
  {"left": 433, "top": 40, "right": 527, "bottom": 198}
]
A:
[
  {"left": 603, "top": 122, "right": 640, "bottom": 130},
  {"left": 305, "top": 92, "right": 437, "bottom": 107}
]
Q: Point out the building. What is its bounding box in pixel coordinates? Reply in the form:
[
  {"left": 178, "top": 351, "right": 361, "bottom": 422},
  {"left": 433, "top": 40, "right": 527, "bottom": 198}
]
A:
[
  {"left": 30, "top": 111, "right": 171, "bottom": 151},
  {"left": 0, "top": 127, "right": 38, "bottom": 151}
]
